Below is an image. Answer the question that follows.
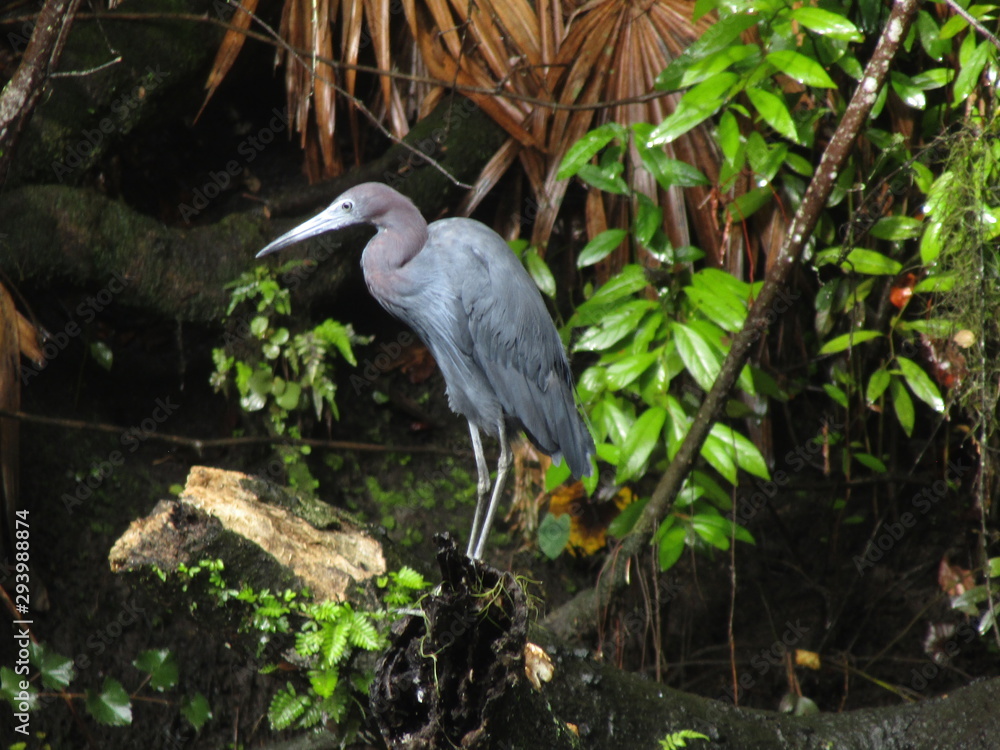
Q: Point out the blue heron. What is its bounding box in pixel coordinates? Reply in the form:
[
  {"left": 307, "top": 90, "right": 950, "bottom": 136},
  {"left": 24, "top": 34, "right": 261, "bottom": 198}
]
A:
[{"left": 257, "top": 182, "right": 594, "bottom": 559}]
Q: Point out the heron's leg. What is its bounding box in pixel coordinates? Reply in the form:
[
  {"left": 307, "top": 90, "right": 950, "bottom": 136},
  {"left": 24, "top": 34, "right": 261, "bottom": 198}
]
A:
[
  {"left": 472, "top": 421, "right": 512, "bottom": 560},
  {"left": 466, "top": 421, "right": 491, "bottom": 558}
]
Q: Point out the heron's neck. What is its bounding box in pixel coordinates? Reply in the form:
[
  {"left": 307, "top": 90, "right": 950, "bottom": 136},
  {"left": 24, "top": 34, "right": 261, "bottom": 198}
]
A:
[{"left": 363, "top": 207, "right": 429, "bottom": 275}]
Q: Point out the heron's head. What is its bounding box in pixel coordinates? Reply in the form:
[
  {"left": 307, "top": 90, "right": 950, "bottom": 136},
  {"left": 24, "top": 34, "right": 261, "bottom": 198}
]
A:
[{"left": 256, "top": 182, "right": 403, "bottom": 258}]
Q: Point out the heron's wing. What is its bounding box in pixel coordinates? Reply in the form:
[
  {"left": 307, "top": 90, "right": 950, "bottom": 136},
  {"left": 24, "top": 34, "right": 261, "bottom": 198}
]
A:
[{"left": 454, "top": 222, "right": 594, "bottom": 477}]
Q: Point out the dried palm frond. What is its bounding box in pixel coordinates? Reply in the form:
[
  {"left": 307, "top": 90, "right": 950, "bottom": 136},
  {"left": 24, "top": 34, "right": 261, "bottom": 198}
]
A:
[
  {"left": 407, "top": 0, "right": 724, "bottom": 266},
  {"left": 208, "top": 0, "right": 728, "bottom": 261}
]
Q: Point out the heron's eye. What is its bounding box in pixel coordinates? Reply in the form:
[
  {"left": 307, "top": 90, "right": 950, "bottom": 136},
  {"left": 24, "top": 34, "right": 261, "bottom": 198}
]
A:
[{"left": 341, "top": 200, "right": 353, "bottom": 212}]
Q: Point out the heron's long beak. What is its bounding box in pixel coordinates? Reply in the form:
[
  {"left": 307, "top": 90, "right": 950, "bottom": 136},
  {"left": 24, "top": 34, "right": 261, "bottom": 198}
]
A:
[{"left": 256, "top": 206, "right": 355, "bottom": 258}]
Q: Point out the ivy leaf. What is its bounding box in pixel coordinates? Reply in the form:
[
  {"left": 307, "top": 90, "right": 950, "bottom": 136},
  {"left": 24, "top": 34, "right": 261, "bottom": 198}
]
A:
[
  {"left": 181, "top": 693, "right": 213, "bottom": 731},
  {"left": 134, "top": 649, "right": 178, "bottom": 691},
  {"left": 617, "top": 406, "right": 667, "bottom": 484},
  {"left": 30, "top": 642, "right": 75, "bottom": 690},
  {"left": 85, "top": 677, "right": 132, "bottom": 726},
  {"left": 767, "top": 50, "right": 836, "bottom": 88},
  {"left": 538, "top": 513, "right": 572, "bottom": 559},
  {"left": 896, "top": 357, "right": 945, "bottom": 412}
]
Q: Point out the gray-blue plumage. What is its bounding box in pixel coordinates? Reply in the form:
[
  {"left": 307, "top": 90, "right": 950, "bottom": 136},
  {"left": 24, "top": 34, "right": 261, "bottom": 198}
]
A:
[{"left": 257, "top": 182, "right": 594, "bottom": 559}]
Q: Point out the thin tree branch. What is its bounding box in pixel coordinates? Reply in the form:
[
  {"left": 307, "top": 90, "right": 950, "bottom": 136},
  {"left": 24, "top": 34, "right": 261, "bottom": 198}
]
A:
[
  {"left": 945, "top": 0, "right": 1000, "bottom": 53},
  {"left": 0, "top": 0, "right": 84, "bottom": 185},
  {"left": 545, "top": 0, "right": 922, "bottom": 641},
  {"left": 0, "top": 408, "right": 467, "bottom": 457}
]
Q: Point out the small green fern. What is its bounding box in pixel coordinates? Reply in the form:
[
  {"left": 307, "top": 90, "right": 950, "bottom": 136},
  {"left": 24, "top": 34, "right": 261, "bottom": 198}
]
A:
[{"left": 659, "top": 729, "right": 709, "bottom": 750}]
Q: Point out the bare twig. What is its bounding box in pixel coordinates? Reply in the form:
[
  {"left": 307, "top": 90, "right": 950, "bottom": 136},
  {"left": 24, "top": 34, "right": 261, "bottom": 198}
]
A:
[{"left": 0, "top": 408, "right": 467, "bottom": 457}]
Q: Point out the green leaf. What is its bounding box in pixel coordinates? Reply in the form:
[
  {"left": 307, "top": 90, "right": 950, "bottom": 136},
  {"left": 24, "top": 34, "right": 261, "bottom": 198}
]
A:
[
  {"left": 181, "top": 693, "right": 213, "bottom": 731},
  {"left": 557, "top": 123, "right": 627, "bottom": 179},
  {"left": 890, "top": 71, "right": 926, "bottom": 109},
  {"left": 574, "top": 300, "right": 656, "bottom": 352},
  {"left": 604, "top": 351, "right": 660, "bottom": 390},
  {"left": 870, "top": 215, "right": 923, "bottom": 240},
  {"left": 746, "top": 88, "right": 797, "bottom": 142},
  {"left": 701, "top": 431, "right": 737, "bottom": 484},
  {"left": 914, "top": 273, "right": 957, "bottom": 293},
  {"left": 790, "top": 7, "right": 864, "bottom": 42},
  {"left": 577, "top": 163, "right": 629, "bottom": 195},
  {"left": 920, "top": 219, "right": 945, "bottom": 265},
  {"left": 617, "top": 406, "right": 667, "bottom": 483},
  {"left": 89, "top": 340, "right": 114, "bottom": 371},
  {"left": 648, "top": 73, "right": 738, "bottom": 146},
  {"left": 85, "top": 677, "right": 132, "bottom": 726},
  {"left": 578, "top": 229, "right": 627, "bottom": 268},
  {"left": 656, "top": 524, "right": 688, "bottom": 571},
  {"left": 709, "top": 424, "right": 770, "bottom": 479},
  {"left": 134, "top": 649, "right": 178, "bottom": 691},
  {"left": 953, "top": 40, "right": 991, "bottom": 105},
  {"left": 866, "top": 368, "right": 891, "bottom": 405},
  {"left": 538, "top": 513, "right": 572, "bottom": 559},
  {"left": 573, "top": 265, "right": 649, "bottom": 319},
  {"left": 854, "top": 452, "right": 887, "bottom": 472},
  {"left": 824, "top": 383, "right": 849, "bottom": 408},
  {"left": 692, "top": 512, "right": 748, "bottom": 550},
  {"left": 608, "top": 496, "right": 648, "bottom": 538},
  {"left": 672, "top": 323, "right": 721, "bottom": 392},
  {"left": 309, "top": 666, "right": 339, "bottom": 699},
  {"left": 819, "top": 330, "right": 882, "bottom": 354},
  {"left": 269, "top": 684, "right": 309, "bottom": 730},
  {"left": 766, "top": 50, "right": 836, "bottom": 88},
  {"left": 525, "top": 248, "right": 557, "bottom": 299},
  {"left": 896, "top": 356, "right": 945, "bottom": 412},
  {"left": 841, "top": 248, "right": 902, "bottom": 275},
  {"left": 656, "top": 14, "right": 760, "bottom": 90},
  {"left": 889, "top": 376, "right": 915, "bottom": 437}
]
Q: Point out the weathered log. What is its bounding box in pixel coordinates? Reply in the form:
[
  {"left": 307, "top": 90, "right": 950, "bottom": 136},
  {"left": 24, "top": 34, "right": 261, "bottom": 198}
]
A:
[{"left": 109, "top": 465, "right": 386, "bottom": 602}]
